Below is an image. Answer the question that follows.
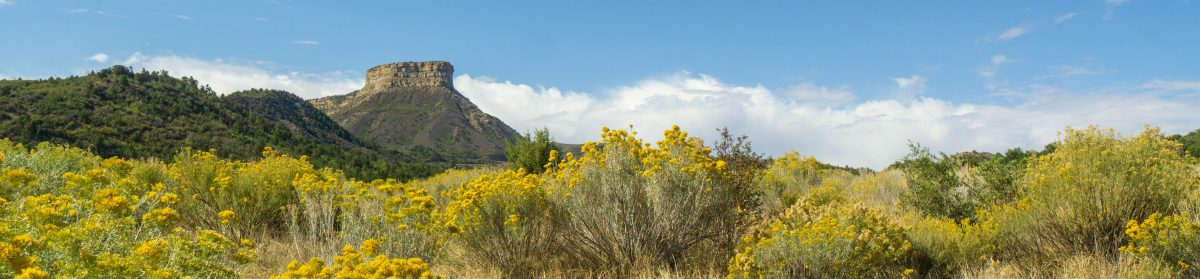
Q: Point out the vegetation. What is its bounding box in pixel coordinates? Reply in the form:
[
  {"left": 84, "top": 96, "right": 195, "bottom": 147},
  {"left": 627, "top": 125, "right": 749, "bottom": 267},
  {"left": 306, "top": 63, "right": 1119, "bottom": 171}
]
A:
[
  {"left": 0, "top": 66, "right": 446, "bottom": 181},
  {"left": 504, "top": 128, "right": 559, "bottom": 174},
  {"left": 2, "top": 124, "right": 1199, "bottom": 278}
]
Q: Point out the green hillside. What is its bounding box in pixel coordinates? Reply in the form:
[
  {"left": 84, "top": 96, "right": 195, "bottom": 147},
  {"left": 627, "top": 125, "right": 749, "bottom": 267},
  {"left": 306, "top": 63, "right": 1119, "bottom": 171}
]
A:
[{"left": 0, "top": 65, "right": 444, "bottom": 180}]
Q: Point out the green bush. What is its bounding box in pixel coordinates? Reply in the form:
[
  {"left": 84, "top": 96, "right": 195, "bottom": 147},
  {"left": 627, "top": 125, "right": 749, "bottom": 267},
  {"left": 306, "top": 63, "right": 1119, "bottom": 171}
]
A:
[
  {"left": 897, "top": 144, "right": 976, "bottom": 220},
  {"left": 504, "top": 128, "right": 559, "bottom": 174}
]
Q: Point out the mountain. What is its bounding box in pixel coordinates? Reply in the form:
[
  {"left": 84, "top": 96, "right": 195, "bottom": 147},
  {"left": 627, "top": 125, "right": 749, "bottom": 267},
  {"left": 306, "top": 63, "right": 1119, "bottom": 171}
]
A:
[
  {"left": 310, "top": 61, "right": 520, "bottom": 162},
  {"left": 0, "top": 65, "right": 445, "bottom": 180}
]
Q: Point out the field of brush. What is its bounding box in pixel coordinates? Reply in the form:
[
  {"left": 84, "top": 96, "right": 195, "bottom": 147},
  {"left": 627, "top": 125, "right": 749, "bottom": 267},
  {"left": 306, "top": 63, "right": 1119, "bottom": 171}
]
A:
[{"left": 0, "top": 125, "right": 1197, "bottom": 278}]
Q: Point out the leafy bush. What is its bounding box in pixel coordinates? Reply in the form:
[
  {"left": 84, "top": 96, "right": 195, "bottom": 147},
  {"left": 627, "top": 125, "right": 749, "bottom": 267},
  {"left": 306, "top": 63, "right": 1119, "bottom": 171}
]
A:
[
  {"left": 896, "top": 144, "right": 976, "bottom": 220},
  {"left": 504, "top": 128, "right": 559, "bottom": 174},
  {"left": 728, "top": 198, "right": 914, "bottom": 278}
]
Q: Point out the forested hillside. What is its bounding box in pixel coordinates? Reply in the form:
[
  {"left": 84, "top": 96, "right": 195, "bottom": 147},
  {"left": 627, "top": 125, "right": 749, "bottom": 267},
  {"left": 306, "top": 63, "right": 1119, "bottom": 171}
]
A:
[{"left": 0, "top": 65, "right": 445, "bottom": 180}]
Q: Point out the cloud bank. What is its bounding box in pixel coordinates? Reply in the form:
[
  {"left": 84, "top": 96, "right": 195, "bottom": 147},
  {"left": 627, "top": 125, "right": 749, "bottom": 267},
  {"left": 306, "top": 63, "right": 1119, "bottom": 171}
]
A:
[
  {"left": 120, "top": 53, "right": 361, "bottom": 98},
  {"left": 102, "top": 53, "right": 1200, "bottom": 169},
  {"left": 455, "top": 73, "right": 1200, "bottom": 169}
]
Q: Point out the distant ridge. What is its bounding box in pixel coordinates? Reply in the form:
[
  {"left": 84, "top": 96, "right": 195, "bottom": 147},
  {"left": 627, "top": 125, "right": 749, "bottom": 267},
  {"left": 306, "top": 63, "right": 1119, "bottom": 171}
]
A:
[{"left": 310, "top": 61, "right": 520, "bottom": 163}]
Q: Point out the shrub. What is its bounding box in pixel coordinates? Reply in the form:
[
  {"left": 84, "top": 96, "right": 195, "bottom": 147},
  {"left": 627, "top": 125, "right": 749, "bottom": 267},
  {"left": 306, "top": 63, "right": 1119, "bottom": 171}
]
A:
[
  {"left": 905, "top": 211, "right": 999, "bottom": 276},
  {"left": 270, "top": 239, "right": 439, "bottom": 279},
  {"left": 999, "top": 126, "right": 1195, "bottom": 262},
  {"left": 896, "top": 144, "right": 976, "bottom": 220},
  {"left": 545, "top": 125, "right": 742, "bottom": 273},
  {"left": 437, "top": 170, "right": 556, "bottom": 276},
  {"left": 1121, "top": 213, "right": 1199, "bottom": 275},
  {"left": 170, "top": 147, "right": 303, "bottom": 235},
  {"left": 727, "top": 198, "right": 913, "bottom": 278},
  {"left": 757, "top": 151, "right": 826, "bottom": 216},
  {"left": 0, "top": 143, "right": 249, "bottom": 278},
  {"left": 289, "top": 171, "right": 445, "bottom": 263},
  {"left": 505, "top": 128, "right": 560, "bottom": 174}
]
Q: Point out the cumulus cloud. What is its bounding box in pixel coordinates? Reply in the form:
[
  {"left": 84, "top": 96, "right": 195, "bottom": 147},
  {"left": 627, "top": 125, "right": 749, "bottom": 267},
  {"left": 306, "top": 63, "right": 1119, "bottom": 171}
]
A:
[
  {"left": 783, "top": 83, "right": 855, "bottom": 105},
  {"left": 455, "top": 73, "right": 1200, "bottom": 169},
  {"left": 86, "top": 53, "right": 110, "bottom": 63},
  {"left": 0, "top": 0, "right": 12, "bottom": 6},
  {"left": 119, "top": 52, "right": 361, "bottom": 98}
]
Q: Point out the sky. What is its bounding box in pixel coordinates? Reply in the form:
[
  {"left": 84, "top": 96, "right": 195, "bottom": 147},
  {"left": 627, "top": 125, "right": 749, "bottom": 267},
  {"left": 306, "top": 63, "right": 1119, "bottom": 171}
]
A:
[{"left": 2, "top": 0, "right": 1199, "bottom": 168}]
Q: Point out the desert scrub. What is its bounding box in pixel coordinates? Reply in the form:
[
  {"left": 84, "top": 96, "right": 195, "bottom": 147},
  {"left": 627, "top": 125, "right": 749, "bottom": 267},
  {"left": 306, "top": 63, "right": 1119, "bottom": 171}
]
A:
[
  {"left": 545, "top": 125, "right": 744, "bottom": 273},
  {"left": 998, "top": 126, "right": 1197, "bottom": 262},
  {"left": 270, "top": 239, "right": 439, "bottom": 279},
  {"left": 289, "top": 171, "right": 445, "bottom": 263},
  {"left": 904, "top": 210, "right": 1000, "bottom": 276},
  {"left": 0, "top": 142, "right": 250, "bottom": 278},
  {"left": 1121, "top": 213, "right": 1199, "bottom": 275},
  {"left": 757, "top": 151, "right": 827, "bottom": 215},
  {"left": 169, "top": 147, "right": 301, "bottom": 235},
  {"left": 727, "top": 198, "right": 914, "bottom": 278},
  {"left": 437, "top": 169, "right": 555, "bottom": 276}
]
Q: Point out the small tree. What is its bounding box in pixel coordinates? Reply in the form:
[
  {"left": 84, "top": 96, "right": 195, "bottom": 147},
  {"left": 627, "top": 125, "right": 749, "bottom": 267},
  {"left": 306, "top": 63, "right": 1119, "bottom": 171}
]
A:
[{"left": 504, "top": 128, "right": 559, "bottom": 174}]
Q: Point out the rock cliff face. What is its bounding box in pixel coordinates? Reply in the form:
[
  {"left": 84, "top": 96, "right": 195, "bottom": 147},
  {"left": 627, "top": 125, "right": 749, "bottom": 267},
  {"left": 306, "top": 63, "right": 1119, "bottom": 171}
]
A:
[{"left": 310, "top": 61, "right": 519, "bottom": 162}]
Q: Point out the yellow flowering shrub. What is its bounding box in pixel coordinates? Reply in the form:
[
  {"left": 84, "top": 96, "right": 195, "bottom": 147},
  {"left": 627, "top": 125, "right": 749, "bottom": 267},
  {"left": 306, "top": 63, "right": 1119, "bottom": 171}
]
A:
[
  {"left": 289, "top": 168, "right": 446, "bottom": 263},
  {"left": 1121, "top": 213, "right": 1199, "bottom": 275},
  {"left": 904, "top": 209, "right": 999, "bottom": 275},
  {"left": 545, "top": 125, "right": 741, "bottom": 272},
  {"left": 170, "top": 147, "right": 306, "bottom": 234},
  {"left": 437, "top": 169, "right": 554, "bottom": 275},
  {"left": 0, "top": 142, "right": 248, "bottom": 278},
  {"left": 269, "top": 239, "right": 439, "bottom": 279},
  {"left": 728, "top": 198, "right": 913, "bottom": 278},
  {"left": 757, "top": 151, "right": 827, "bottom": 215},
  {"left": 1005, "top": 126, "right": 1196, "bottom": 258}
]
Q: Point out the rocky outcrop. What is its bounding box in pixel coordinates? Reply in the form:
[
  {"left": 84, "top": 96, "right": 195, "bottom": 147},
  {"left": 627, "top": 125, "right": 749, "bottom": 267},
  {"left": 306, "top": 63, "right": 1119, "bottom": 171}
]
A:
[
  {"left": 310, "top": 61, "right": 519, "bottom": 162},
  {"left": 363, "top": 61, "right": 454, "bottom": 90}
]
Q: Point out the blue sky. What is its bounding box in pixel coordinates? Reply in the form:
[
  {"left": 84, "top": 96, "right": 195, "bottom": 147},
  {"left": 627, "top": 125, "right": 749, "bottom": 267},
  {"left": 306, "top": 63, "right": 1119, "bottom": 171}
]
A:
[{"left": 2, "top": 0, "right": 1199, "bottom": 168}]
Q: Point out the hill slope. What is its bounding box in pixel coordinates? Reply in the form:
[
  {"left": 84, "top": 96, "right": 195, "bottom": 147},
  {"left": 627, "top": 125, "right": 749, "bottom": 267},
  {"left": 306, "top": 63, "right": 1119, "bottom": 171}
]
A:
[
  {"left": 310, "top": 61, "right": 519, "bottom": 162},
  {"left": 0, "top": 65, "right": 444, "bottom": 180}
]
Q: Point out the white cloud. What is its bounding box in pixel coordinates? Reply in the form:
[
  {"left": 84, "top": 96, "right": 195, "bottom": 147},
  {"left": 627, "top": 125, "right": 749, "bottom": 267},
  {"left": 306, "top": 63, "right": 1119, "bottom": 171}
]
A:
[
  {"left": 1052, "top": 12, "right": 1079, "bottom": 23},
  {"left": 1107, "top": 0, "right": 1131, "bottom": 7},
  {"left": 783, "top": 83, "right": 856, "bottom": 105},
  {"left": 119, "top": 52, "right": 361, "bottom": 98},
  {"left": 1143, "top": 79, "right": 1200, "bottom": 91},
  {"left": 990, "top": 25, "right": 1031, "bottom": 41},
  {"left": 455, "top": 73, "right": 1200, "bottom": 169},
  {"left": 254, "top": 16, "right": 270, "bottom": 22},
  {"left": 86, "top": 53, "right": 110, "bottom": 63},
  {"left": 0, "top": 0, "right": 13, "bottom": 6},
  {"left": 1105, "top": 0, "right": 1132, "bottom": 20},
  {"left": 172, "top": 14, "right": 193, "bottom": 20},
  {"left": 979, "top": 54, "right": 1009, "bottom": 78},
  {"left": 293, "top": 40, "right": 320, "bottom": 45},
  {"left": 66, "top": 8, "right": 124, "bottom": 17},
  {"left": 891, "top": 75, "right": 927, "bottom": 100},
  {"left": 1051, "top": 65, "right": 1100, "bottom": 77}
]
